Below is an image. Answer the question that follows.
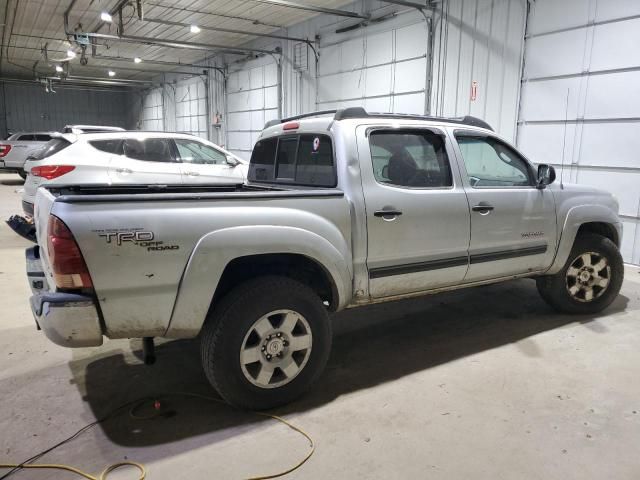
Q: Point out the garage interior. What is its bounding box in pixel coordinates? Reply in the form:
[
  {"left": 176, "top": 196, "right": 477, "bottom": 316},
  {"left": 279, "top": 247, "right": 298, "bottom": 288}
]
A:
[{"left": 1, "top": 0, "right": 640, "bottom": 478}]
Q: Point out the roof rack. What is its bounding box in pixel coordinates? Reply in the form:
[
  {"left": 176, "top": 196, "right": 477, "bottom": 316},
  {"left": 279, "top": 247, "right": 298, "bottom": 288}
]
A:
[{"left": 263, "top": 107, "right": 494, "bottom": 131}]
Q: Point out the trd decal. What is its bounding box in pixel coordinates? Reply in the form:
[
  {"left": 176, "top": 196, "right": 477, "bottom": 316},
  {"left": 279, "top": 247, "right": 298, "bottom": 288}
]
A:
[
  {"left": 521, "top": 231, "right": 544, "bottom": 238},
  {"left": 93, "top": 229, "right": 180, "bottom": 251}
]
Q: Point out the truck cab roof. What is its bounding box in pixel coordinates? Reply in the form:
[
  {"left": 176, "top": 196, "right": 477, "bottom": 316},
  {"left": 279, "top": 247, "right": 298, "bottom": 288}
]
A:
[{"left": 260, "top": 107, "right": 494, "bottom": 139}]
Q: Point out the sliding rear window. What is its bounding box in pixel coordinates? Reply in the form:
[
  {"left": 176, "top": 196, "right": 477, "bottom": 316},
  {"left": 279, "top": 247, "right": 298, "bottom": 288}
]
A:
[{"left": 249, "top": 134, "right": 336, "bottom": 187}]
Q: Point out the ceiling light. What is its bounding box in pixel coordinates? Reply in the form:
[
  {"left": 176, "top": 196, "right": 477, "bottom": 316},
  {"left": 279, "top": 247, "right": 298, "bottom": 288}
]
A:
[
  {"left": 55, "top": 65, "right": 63, "bottom": 72},
  {"left": 190, "top": 25, "right": 201, "bottom": 33},
  {"left": 100, "top": 11, "right": 113, "bottom": 22},
  {"left": 134, "top": 57, "right": 142, "bottom": 63},
  {"left": 108, "top": 70, "right": 116, "bottom": 77},
  {"left": 66, "top": 49, "right": 76, "bottom": 58}
]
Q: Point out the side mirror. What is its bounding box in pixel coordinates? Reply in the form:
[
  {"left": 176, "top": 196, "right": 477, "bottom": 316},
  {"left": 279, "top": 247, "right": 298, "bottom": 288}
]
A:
[
  {"left": 225, "top": 155, "right": 240, "bottom": 167},
  {"left": 536, "top": 164, "right": 556, "bottom": 189}
]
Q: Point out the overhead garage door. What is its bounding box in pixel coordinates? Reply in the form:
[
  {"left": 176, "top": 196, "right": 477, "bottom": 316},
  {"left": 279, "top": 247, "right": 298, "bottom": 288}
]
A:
[
  {"left": 317, "top": 16, "right": 429, "bottom": 115},
  {"left": 175, "top": 77, "right": 208, "bottom": 139},
  {"left": 226, "top": 58, "right": 279, "bottom": 160},
  {"left": 517, "top": 0, "right": 640, "bottom": 265},
  {"left": 141, "top": 88, "right": 163, "bottom": 131}
]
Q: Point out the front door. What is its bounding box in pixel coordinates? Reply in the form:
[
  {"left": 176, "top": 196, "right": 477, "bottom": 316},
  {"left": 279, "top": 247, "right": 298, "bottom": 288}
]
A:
[
  {"left": 358, "top": 126, "right": 471, "bottom": 298},
  {"left": 452, "top": 131, "right": 557, "bottom": 282},
  {"left": 174, "top": 138, "right": 245, "bottom": 184}
]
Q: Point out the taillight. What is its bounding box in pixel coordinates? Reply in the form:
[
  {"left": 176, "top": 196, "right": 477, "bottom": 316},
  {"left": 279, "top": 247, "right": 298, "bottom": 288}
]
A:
[
  {"left": 0, "top": 144, "right": 11, "bottom": 157},
  {"left": 31, "top": 165, "right": 75, "bottom": 179},
  {"left": 47, "top": 215, "right": 93, "bottom": 289}
]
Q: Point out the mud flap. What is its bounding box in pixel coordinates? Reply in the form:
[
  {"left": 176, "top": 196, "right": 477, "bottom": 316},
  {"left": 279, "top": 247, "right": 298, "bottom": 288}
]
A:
[{"left": 6, "top": 215, "right": 36, "bottom": 243}]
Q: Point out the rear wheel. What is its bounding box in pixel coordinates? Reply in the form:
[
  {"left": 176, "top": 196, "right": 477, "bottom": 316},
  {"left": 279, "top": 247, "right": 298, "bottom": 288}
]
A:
[
  {"left": 537, "top": 233, "right": 623, "bottom": 314},
  {"left": 200, "top": 276, "right": 331, "bottom": 410}
]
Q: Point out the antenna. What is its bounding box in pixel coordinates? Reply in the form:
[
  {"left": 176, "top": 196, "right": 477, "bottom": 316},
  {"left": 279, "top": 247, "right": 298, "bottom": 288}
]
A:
[{"left": 560, "top": 88, "right": 569, "bottom": 189}]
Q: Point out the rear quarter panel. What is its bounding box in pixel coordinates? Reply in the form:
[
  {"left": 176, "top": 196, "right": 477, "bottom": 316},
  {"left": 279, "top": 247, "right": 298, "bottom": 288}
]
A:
[{"left": 51, "top": 194, "right": 352, "bottom": 338}]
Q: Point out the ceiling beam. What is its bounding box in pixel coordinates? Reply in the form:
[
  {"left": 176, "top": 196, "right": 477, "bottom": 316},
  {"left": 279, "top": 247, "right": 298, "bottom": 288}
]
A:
[
  {"left": 71, "top": 31, "right": 279, "bottom": 55},
  {"left": 249, "top": 0, "right": 369, "bottom": 19},
  {"left": 383, "top": 0, "right": 430, "bottom": 9},
  {"left": 94, "top": 54, "right": 223, "bottom": 71},
  {"left": 142, "top": 17, "right": 310, "bottom": 44}
]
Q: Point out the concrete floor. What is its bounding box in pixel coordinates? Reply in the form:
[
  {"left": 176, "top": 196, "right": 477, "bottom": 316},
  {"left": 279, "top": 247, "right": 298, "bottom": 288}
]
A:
[{"left": 0, "top": 172, "right": 639, "bottom": 480}]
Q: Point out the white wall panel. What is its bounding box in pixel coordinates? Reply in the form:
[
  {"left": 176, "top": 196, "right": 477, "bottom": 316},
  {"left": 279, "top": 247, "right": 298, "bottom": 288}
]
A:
[
  {"left": 584, "top": 71, "right": 640, "bottom": 118},
  {"left": 518, "top": 0, "right": 640, "bottom": 264},
  {"left": 226, "top": 56, "right": 279, "bottom": 159},
  {"left": 317, "top": 14, "right": 429, "bottom": 113},
  {"left": 430, "top": 0, "right": 527, "bottom": 141}
]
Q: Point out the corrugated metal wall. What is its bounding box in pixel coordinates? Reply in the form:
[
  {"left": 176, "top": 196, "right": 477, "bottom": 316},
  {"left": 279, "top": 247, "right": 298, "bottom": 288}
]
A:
[
  {"left": 0, "top": 82, "right": 132, "bottom": 134},
  {"left": 430, "top": 0, "right": 527, "bottom": 141},
  {"left": 517, "top": 0, "right": 640, "bottom": 265},
  {"left": 226, "top": 57, "right": 280, "bottom": 159},
  {"left": 231, "top": 0, "right": 527, "bottom": 143}
]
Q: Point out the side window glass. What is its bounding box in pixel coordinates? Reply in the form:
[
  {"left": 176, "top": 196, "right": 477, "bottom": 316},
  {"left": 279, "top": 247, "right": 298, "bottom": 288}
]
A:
[
  {"left": 123, "top": 138, "right": 175, "bottom": 162},
  {"left": 18, "top": 135, "right": 35, "bottom": 141},
  {"left": 90, "top": 139, "right": 123, "bottom": 154},
  {"left": 34, "top": 134, "right": 52, "bottom": 142},
  {"left": 456, "top": 135, "right": 532, "bottom": 187},
  {"left": 175, "top": 139, "right": 227, "bottom": 164},
  {"left": 369, "top": 130, "right": 453, "bottom": 188}
]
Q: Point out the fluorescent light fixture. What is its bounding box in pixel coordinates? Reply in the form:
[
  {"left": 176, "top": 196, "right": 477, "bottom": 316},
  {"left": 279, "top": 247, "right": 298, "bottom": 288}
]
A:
[
  {"left": 134, "top": 57, "right": 142, "bottom": 63},
  {"left": 108, "top": 70, "right": 116, "bottom": 77},
  {"left": 190, "top": 25, "right": 201, "bottom": 33},
  {"left": 100, "top": 11, "right": 112, "bottom": 22},
  {"left": 66, "top": 49, "right": 76, "bottom": 58},
  {"left": 55, "top": 65, "right": 63, "bottom": 72}
]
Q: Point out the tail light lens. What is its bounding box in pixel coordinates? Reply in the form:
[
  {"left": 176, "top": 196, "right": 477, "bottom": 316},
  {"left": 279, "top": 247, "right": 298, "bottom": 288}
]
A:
[
  {"left": 47, "top": 215, "right": 93, "bottom": 289},
  {"left": 0, "top": 144, "right": 11, "bottom": 157},
  {"left": 31, "top": 165, "right": 75, "bottom": 179}
]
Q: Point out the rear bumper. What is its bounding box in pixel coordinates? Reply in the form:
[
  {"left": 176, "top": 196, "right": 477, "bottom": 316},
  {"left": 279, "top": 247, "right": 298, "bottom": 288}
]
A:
[{"left": 26, "top": 246, "right": 103, "bottom": 347}]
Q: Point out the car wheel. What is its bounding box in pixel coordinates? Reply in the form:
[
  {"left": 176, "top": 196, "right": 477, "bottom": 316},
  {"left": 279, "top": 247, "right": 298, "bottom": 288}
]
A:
[
  {"left": 201, "top": 275, "right": 332, "bottom": 410},
  {"left": 536, "top": 233, "right": 623, "bottom": 314}
]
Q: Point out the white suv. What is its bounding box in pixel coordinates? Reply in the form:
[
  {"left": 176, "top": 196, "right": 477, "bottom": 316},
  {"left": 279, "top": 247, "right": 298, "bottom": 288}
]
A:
[{"left": 22, "top": 131, "right": 247, "bottom": 215}]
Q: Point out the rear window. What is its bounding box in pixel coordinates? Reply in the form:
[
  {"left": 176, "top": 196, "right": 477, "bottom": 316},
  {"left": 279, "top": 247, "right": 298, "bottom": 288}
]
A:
[
  {"left": 90, "top": 139, "right": 123, "bottom": 154},
  {"left": 30, "top": 138, "right": 71, "bottom": 160},
  {"left": 248, "top": 134, "right": 336, "bottom": 187}
]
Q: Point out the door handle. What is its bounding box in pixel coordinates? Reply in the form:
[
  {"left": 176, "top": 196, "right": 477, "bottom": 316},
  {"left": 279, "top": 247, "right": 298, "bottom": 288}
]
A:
[
  {"left": 374, "top": 209, "right": 403, "bottom": 218},
  {"left": 472, "top": 204, "right": 494, "bottom": 214},
  {"left": 116, "top": 168, "right": 132, "bottom": 174},
  {"left": 185, "top": 171, "right": 200, "bottom": 176}
]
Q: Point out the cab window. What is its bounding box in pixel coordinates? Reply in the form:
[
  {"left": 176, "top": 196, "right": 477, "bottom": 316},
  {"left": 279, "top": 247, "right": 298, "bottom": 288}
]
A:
[
  {"left": 455, "top": 135, "right": 533, "bottom": 188},
  {"left": 369, "top": 130, "right": 452, "bottom": 188}
]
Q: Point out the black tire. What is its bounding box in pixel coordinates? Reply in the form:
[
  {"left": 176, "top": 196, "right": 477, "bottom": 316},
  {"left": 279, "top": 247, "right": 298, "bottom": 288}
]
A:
[
  {"left": 537, "top": 233, "right": 623, "bottom": 314},
  {"left": 200, "top": 275, "right": 332, "bottom": 410},
  {"left": 18, "top": 171, "right": 26, "bottom": 180}
]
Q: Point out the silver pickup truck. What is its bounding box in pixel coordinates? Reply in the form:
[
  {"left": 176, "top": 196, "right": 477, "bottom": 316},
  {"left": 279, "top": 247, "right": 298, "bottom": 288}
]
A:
[{"left": 26, "top": 108, "right": 623, "bottom": 409}]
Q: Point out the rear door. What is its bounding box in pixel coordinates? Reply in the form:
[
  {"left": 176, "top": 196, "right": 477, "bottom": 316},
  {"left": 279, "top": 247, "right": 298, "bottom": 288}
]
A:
[
  {"left": 109, "top": 138, "right": 183, "bottom": 184},
  {"left": 358, "top": 126, "right": 471, "bottom": 298},
  {"left": 174, "top": 138, "right": 244, "bottom": 184},
  {"left": 452, "top": 131, "right": 557, "bottom": 281}
]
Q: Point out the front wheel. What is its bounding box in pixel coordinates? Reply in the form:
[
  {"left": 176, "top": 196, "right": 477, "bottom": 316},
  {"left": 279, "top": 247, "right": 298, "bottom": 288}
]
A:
[
  {"left": 537, "top": 233, "right": 623, "bottom": 314},
  {"left": 200, "top": 276, "right": 332, "bottom": 410}
]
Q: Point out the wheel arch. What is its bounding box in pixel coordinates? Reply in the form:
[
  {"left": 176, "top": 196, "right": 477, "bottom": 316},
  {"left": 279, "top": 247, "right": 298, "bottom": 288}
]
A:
[
  {"left": 165, "top": 225, "right": 352, "bottom": 338},
  {"left": 547, "top": 204, "right": 622, "bottom": 275}
]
